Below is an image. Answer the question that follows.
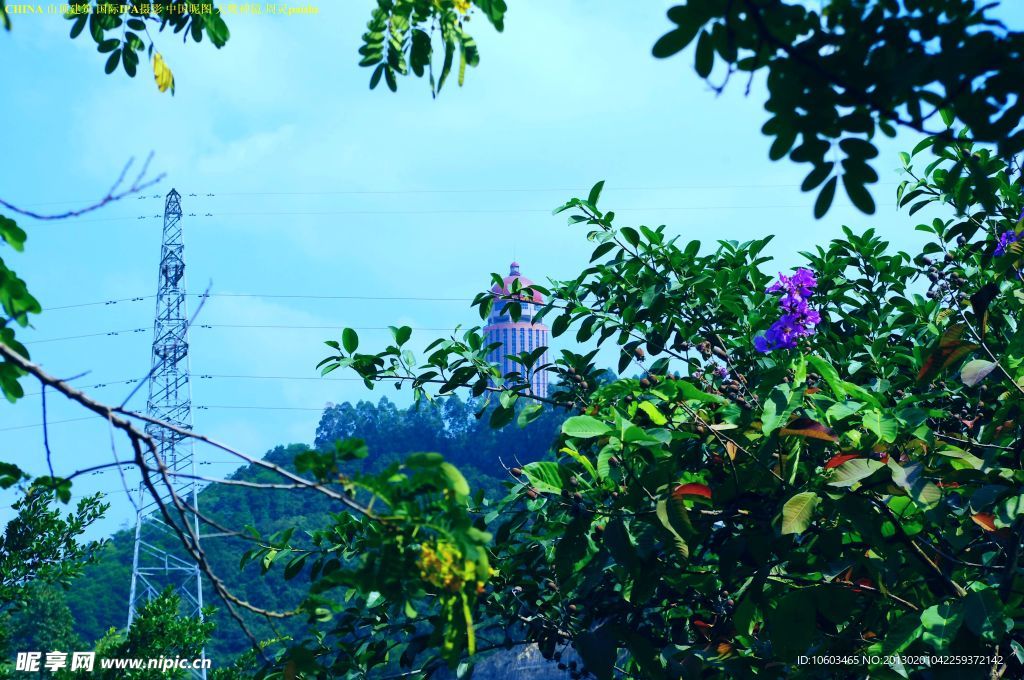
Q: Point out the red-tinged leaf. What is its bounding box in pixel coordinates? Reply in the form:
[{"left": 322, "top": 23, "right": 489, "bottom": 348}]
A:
[
  {"left": 941, "top": 343, "right": 978, "bottom": 370},
  {"left": 971, "top": 512, "right": 997, "bottom": 531},
  {"left": 691, "top": 617, "right": 713, "bottom": 640},
  {"left": 672, "top": 483, "right": 712, "bottom": 500},
  {"left": 936, "top": 481, "right": 960, "bottom": 488},
  {"left": 917, "top": 323, "right": 977, "bottom": 383},
  {"left": 824, "top": 453, "right": 860, "bottom": 470},
  {"left": 780, "top": 417, "right": 838, "bottom": 442},
  {"left": 805, "top": 387, "right": 821, "bottom": 395}
]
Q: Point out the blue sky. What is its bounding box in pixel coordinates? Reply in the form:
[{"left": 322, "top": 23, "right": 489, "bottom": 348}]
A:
[{"left": 3, "top": 1, "right": 1022, "bottom": 536}]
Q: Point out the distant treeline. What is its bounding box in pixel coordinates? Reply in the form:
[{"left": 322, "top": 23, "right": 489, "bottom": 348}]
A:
[{"left": 315, "top": 394, "right": 564, "bottom": 480}]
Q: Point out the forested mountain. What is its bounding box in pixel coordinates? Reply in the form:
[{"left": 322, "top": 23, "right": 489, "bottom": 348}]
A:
[{"left": 55, "top": 395, "right": 564, "bottom": 664}]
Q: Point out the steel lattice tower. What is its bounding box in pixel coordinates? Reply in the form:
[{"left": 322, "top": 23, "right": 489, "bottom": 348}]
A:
[{"left": 128, "top": 188, "right": 206, "bottom": 677}]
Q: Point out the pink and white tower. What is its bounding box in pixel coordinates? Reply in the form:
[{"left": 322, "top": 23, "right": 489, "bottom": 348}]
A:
[{"left": 483, "top": 262, "right": 550, "bottom": 397}]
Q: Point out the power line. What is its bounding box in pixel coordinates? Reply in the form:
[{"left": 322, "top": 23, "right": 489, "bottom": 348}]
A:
[
  {"left": 194, "top": 373, "right": 366, "bottom": 382},
  {"left": 21, "top": 372, "right": 373, "bottom": 397},
  {"left": 21, "top": 323, "right": 466, "bottom": 346},
  {"left": 42, "top": 291, "right": 475, "bottom": 313},
  {"left": 198, "top": 292, "right": 472, "bottom": 301},
  {"left": 197, "top": 323, "right": 458, "bottom": 331},
  {"left": 23, "top": 378, "right": 141, "bottom": 396},
  {"left": 196, "top": 405, "right": 326, "bottom": 412},
  {"left": 0, "top": 404, "right": 328, "bottom": 431},
  {"left": 0, "top": 416, "right": 95, "bottom": 432},
  {"left": 23, "top": 328, "right": 148, "bottom": 345},
  {"left": 67, "top": 202, "right": 863, "bottom": 223},
  {"left": 47, "top": 296, "right": 153, "bottom": 311},
  {"left": 16, "top": 181, "right": 900, "bottom": 207}
]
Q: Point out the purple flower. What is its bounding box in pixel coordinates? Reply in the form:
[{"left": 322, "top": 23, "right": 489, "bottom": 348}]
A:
[
  {"left": 766, "top": 267, "right": 817, "bottom": 299},
  {"left": 995, "top": 230, "right": 1019, "bottom": 257},
  {"left": 713, "top": 364, "right": 730, "bottom": 379},
  {"left": 754, "top": 268, "right": 820, "bottom": 353}
]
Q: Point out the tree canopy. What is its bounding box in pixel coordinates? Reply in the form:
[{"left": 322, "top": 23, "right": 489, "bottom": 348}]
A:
[{"left": 3, "top": 1, "right": 1024, "bottom": 678}]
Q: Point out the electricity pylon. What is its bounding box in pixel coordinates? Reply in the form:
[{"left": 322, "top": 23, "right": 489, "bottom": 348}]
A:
[{"left": 127, "top": 188, "right": 206, "bottom": 678}]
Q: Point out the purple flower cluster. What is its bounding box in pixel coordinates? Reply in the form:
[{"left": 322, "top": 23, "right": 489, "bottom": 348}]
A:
[
  {"left": 995, "top": 230, "right": 1019, "bottom": 257},
  {"left": 754, "top": 268, "right": 820, "bottom": 353}
]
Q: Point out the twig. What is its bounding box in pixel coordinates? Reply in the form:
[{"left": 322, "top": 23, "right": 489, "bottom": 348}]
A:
[
  {"left": 0, "top": 154, "right": 164, "bottom": 221},
  {"left": 41, "top": 386, "right": 55, "bottom": 479}
]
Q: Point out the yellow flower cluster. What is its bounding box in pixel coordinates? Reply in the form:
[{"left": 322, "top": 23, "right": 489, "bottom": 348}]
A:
[
  {"left": 418, "top": 541, "right": 477, "bottom": 594},
  {"left": 153, "top": 53, "right": 174, "bottom": 94},
  {"left": 454, "top": 0, "right": 471, "bottom": 14}
]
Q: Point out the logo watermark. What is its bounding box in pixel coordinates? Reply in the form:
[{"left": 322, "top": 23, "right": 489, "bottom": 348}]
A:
[{"left": 15, "top": 651, "right": 211, "bottom": 672}]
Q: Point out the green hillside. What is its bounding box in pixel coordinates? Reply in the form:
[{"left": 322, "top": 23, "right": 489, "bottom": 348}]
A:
[{"left": 63, "top": 394, "right": 563, "bottom": 662}]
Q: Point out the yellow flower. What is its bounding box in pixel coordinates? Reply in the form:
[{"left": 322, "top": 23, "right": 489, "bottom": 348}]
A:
[
  {"left": 153, "top": 52, "right": 175, "bottom": 94},
  {"left": 454, "top": 0, "right": 471, "bottom": 14},
  {"left": 418, "top": 541, "right": 477, "bottom": 594}
]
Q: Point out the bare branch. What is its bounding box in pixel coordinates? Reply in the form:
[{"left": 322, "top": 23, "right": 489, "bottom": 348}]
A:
[{"left": 0, "top": 154, "right": 164, "bottom": 221}]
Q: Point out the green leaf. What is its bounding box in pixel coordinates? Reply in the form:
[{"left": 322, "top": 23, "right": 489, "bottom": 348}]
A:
[
  {"left": 517, "top": 402, "right": 543, "bottom": 428},
  {"left": 825, "top": 400, "right": 862, "bottom": 423},
  {"left": 603, "top": 518, "right": 640, "bottom": 571},
  {"left": 694, "top": 30, "right": 713, "bottom": 77},
  {"left": 342, "top": 328, "right": 359, "bottom": 353},
  {"left": 0, "top": 215, "right": 27, "bottom": 251},
  {"left": 861, "top": 410, "right": 898, "bottom": 443},
  {"left": 882, "top": 613, "right": 923, "bottom": 654},
  {"left": 887, "top": 461, "right": 941, "bottom": 508},
  {"left": 655, "top": 496, "right": 693, "bottom": 558},
  {"left": 283, "top": 554, "right": 308, "bottom": 580},
  {"left": 440, "top": 462, "right": 470, "bottom": 498},
  {"left": 561, "top": 415, "right": 612, "bottom": 439},
  {"left": 761, "top": 384, "right": 800, "bottom": 436},
  {"left": 521, "top": 461, "right": 564, "bottom": 494},
  {"left": 0, "top": 462, "right": 25, "bottom": 489},
  {"left": 620, "top": 226, "right": 640, "bottom": 248},
  {"left": 920, "top": 602, "right": 964, "bottom": 650},
  {"left": 807, "top": 355, "right": 846, "bottom": 400},
  {"left": 781, "top": 491, "right": 819, "bottom": 535},
  {"left": 652, "top": 22, "right": 700, "bottom": 59},
  {"left": 390, "top": 325, "right": 412, "bottom": 346},
  {"left": 843, "top": 173, "right": 876, "bottom": 214},
  {"left": 828, "top": 458, "right": 885, "bottom": 487},
  {"left": 675, "top": 380, "right": 727, "bottom": 404},
  {"left": 637, "top": 401, "right": 667, "bottom": 426},
  {"left": 814, "top": 176, "right": 838, "bottom": 218},
  {"left": 104, "top": 48, "right": 121, "bottom": 75},
  {"left": 963, "top": 589, "right": 1001, "bottom": 642}
]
